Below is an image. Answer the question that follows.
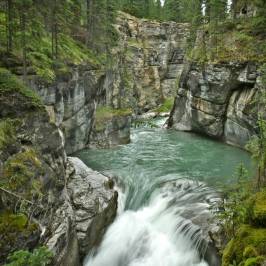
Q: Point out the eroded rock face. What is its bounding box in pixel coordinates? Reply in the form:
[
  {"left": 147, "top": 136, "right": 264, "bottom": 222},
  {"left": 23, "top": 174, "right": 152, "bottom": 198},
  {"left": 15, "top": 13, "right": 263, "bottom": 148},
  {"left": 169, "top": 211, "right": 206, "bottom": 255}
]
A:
[
  {"left": 0, "top": 72, "right": 118, "bottom": 265},
  {"left": 29, "top": 66, "right": 104, "bottom": 155},
  {"left": 25, "top": 13, "right": 189, "bottom": 155},
  {"left": 169, "top": 62, "right": 259, "bottom": 148},
  {"left": 45, "top": 157, "right": 118, "bottom": 265},
  {"left": 67, "top": 157, "right": 118, "bottom": 259},
  {"left": 90, "top": 115, "right": 131, "bottom": 148},
  {"left": 103, "top": 12, "right": 190, "bottom": 113}
]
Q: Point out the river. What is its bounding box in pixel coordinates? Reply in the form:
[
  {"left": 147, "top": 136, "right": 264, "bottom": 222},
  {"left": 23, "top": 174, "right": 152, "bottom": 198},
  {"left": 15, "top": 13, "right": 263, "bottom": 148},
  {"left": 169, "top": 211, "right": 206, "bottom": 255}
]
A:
[{"left": 77, "top": 119, "right": 253, "bottom": 266}]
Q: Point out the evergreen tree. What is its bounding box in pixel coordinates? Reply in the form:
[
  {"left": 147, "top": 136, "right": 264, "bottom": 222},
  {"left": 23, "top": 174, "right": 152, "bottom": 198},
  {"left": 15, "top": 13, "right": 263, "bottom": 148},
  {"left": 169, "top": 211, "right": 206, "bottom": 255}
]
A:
[{"left": 163, "top": 0, "right": 181, "bottom": 22}]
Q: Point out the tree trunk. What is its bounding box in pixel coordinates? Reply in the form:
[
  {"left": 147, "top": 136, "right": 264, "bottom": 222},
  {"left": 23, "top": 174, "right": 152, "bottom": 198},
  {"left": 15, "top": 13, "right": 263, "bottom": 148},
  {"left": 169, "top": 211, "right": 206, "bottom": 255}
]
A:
[
  {"left": 52, "top": 0, "right": 58, "bottom": 59},
  {"left": 86, "top": 0, "right": 94, "bottom": 48},
  {"left": 21, "top": 9, "right": 27, "bottom": 82},
  {"left": 6, "top": 0, "right": 13, "bottom": 52}
]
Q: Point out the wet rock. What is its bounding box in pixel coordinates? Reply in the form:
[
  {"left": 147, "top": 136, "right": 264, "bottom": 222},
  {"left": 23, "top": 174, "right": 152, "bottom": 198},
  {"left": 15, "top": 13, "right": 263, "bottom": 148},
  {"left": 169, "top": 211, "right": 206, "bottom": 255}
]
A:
[
  {"left": 45, "top": 157, "right": 119, "bottom": 264},
  {"left": 169, "top": 62, "right": 259, "bottom": 148},
  {"left": 90, "top": 110, "right": 131, "bottom": 148},
  {"left": 67, "top": 157, "right": 118, "bottom": 259}
]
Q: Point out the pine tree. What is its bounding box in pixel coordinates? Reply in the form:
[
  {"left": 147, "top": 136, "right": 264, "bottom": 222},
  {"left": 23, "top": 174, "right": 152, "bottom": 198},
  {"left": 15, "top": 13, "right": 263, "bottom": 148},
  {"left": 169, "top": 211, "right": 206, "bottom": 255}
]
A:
[{"left": 163, "top": 0, "right": 181, "bottom": 22}]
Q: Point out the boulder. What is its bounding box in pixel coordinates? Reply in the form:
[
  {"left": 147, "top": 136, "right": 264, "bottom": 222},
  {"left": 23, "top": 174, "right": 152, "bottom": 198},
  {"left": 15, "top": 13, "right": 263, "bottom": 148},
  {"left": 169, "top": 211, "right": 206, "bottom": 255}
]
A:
[{"left": 67, "top": 157, "right": 118, "bottom": 259}]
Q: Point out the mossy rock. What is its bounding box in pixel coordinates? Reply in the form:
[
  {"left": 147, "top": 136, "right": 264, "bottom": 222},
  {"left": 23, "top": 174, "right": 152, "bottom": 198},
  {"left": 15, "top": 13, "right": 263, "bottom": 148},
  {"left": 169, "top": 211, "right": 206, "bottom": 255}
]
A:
[
  {"left": 1, "top": 149, "right": 45, "bottom": 202},
  {"left": 251, "top": 189, "right": 266, "bottom": 226},
  {"left": 0, "top": 212, "right": 40, "bottom": 263},
  {"left": 0, "top": 119, "right": 19, "bottom": 150},
  {"left": 94, "top": 106, "right": 132, "bottom": 132},
  {"left": 222, "top": 225, "right": 266, "bottom": 266},
  {"left": 0, "top": 68, "right": 44, "bottom": 119},
  {"left": 189, "top": 19, "right": 266, "bottom": 63},
  {"left": 0, "top": 68, "right": 43, "bottom": 108}
]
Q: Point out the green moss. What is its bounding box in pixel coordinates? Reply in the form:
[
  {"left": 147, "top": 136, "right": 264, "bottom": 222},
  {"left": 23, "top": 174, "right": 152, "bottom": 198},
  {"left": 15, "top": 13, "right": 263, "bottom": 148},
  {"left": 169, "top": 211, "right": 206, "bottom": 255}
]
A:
[
  {"left": 251, "top": 189, "right": 266, "bottom": 226},
  {"left": 0, "top": 212, "right": 39, "bottom": 263},
  {"left": 58, "top": 33, "right": 101, "bottom": 66},
  {"left": 243, "top": 246, "right": 258, "bottom": 259},
  {"left": 2, "top": 30, "right": 102, "bottom": 83},
  {"left": 28, "top": 33, "right": 101, "bottom": 83},
  {"left": 244, "top": 256, "right": 265, "bottom": 266},
  {"left": 153, "top": 98, "right": 174, "bottom": 113},
  {"left": 1, "top": 149, "right": 44, "bottom": 199},
  {"left": 222, "top": 225, "right": 266, "bottom": 266},
  {"left": 127, "top": 39, "right": 143, "bottom": 49},
  {"left": 0, "top": 68, "right": 43, "bottom": 108},
  {"left": 0, "top": 119, "right": 18, "bottom": 150},
  {"left": 5, "top": 246, "right": 53, "bottom": 266}
]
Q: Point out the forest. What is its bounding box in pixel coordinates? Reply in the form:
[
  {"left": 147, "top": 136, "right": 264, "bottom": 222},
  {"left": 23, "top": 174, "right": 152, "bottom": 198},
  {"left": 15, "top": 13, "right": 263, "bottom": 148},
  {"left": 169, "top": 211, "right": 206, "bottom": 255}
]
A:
[{"left": 1, "top": 0, "right": 265, "bottom": 81}]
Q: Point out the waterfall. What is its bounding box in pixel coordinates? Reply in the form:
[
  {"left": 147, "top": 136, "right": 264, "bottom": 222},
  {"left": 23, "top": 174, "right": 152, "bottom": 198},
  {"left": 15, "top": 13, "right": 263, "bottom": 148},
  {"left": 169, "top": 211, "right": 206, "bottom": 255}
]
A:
[
  {"left": 78, "top": 123, "right": 252, "bottom": 266},
  {"left": 84, "top": 179, "right": 220, "bottom": 266}
]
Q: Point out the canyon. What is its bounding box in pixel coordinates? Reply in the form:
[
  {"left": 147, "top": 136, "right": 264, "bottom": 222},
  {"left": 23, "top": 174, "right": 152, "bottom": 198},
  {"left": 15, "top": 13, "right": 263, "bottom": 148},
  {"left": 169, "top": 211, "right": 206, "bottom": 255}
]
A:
[{"left": 0, "top": 9, "right": 264, "bottom": 266}]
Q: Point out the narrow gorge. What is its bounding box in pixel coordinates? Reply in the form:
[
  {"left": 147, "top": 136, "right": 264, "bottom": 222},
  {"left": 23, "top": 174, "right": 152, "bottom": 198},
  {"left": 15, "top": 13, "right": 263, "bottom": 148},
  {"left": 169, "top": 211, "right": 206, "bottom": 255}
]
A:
[{"left": 0, "top": 1, "right": 266, "bottom": 266}]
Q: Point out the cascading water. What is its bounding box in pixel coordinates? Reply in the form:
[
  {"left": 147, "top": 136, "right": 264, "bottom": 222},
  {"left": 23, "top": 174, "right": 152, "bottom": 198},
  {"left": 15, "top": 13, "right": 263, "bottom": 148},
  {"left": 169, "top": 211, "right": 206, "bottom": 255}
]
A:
[{"left": 78, "top": 120, "right": 253, "bottom": 266}]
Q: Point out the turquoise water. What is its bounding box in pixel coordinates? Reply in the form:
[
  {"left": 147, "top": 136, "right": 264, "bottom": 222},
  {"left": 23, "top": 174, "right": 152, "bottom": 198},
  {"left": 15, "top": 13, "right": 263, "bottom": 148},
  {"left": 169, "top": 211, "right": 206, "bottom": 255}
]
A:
[
  {"left": 77, "top": 127, "right": 253, "bottom": 210},
  {"left": 79, "top": 126, "right": 253, "bottom": 266}
]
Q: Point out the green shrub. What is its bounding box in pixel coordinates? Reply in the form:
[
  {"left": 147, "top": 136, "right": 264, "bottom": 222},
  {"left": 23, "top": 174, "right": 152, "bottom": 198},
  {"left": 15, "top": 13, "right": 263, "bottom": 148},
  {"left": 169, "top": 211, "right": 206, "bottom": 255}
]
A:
[
  {"left": 243, "top": 246, "right": 258, "bottom": 259},
  {"left": 0, "top": 213, "right": 39, "bottom": 263},
  {"left": 153, "top": 98, "right": 174, "bottom": 113},
  {"left": 0, "top": 119, "right": 17, "bottom": 150},
  {"left": 244, "top": 256, "right": 265, "bottom": 266},
  {"left": 1, "top": 149, "right": 44, "bottom": 199},
  {"left": 250, "top": 189, "right": 266, "bottom": 226},
  {"left": 5, "top": 247, "right": 53, "bottom": 266}
]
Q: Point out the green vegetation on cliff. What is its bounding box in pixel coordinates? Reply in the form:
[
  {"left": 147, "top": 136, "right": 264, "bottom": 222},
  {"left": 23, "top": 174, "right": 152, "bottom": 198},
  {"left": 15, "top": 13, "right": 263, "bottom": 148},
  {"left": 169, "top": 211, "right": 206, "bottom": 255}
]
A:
[
  {"left": 153, "top": 98, "right": 174, "bottom": 113},
  {"left": 0, "top": 0, "right": 118, "bottom": 82},
  {"left": 1, "top": 148, "right": 45, "bottom": 200},
  {"left": 222, "top": 225, "right": 266, "bottom": 266},
  {"left": 5, "top": 246, "right": 53, "bottom": 266},
  {"left": 95, "top": 106, "right": 132, "bottom": 131},
  {"left": 0, "top": 119, "right": 17, "bottom": 150},
  {"left": 251, "top": 190, "right": 266, "bottom": 226},
  {"left": 0, "top": 68, "right": 42, "bottom": 108},
  {"left": 0, "top": 212, "right": 40, "bottom": 264}
]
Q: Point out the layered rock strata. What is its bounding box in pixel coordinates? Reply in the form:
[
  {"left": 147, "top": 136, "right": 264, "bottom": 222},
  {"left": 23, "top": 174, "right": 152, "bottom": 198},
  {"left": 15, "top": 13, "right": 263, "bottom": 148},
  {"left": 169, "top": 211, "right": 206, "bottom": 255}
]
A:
[
  {"left": 103, "top": 12, "right": 190, "bottom": 113},
  {"left": 0, "top": 70, "right": 118, "bottom": 265},
  {"left": 169, "top": 62, "right": 260, "bottom": 148}
]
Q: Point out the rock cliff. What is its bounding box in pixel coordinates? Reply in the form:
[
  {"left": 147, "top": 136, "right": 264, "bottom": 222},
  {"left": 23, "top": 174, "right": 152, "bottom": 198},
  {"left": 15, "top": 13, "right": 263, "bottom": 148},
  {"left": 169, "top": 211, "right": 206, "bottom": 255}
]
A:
[
  {"left": 103, "top": 12, "right": 190, "bottom": 113},
  {"left": 29, "top": 65, "right": 105, "bottom": 154},
  {"left": 25, "top": 12, "right": 189, "bottom": 154},
  {"left": 168, "top": 62, "right": 261, "bottom": 148},
  {"left": 0, "top": 69, "right": 117, "bottom": 265}
]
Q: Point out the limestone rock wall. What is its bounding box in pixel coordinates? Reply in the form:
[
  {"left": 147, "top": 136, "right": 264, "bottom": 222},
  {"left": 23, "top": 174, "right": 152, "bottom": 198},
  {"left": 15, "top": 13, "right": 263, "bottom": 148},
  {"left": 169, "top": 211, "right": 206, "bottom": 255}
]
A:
[
  {"left": 0, "top": 70, "right": 118, "bottom": 265},
  {"left": 102, "top": 12, "right": 190, "bottom": 113},
  {"left": 90, "top": 115, "right": 131, "bottom": 149},
  {"left": 29, "top": 66, "right": 105, "bottom": 155},
  {"left": 28, "top": 13, "right": 189, "bottom": 154},
  {"left": 46, "top": 157, "right": 118, "bottom": 264},
  {"left": 168, "top": 62, "right": 260, "bottom": 148}
]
